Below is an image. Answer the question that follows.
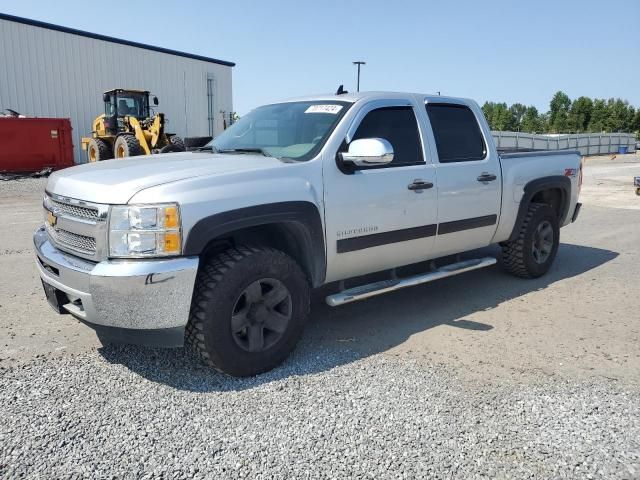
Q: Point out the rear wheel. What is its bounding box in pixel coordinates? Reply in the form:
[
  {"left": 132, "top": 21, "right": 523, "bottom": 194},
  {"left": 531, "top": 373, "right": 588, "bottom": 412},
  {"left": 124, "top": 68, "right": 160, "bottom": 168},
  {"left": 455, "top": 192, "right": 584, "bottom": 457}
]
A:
[
  {"left": 114, "top": 135, "right": 142, "bottom": 158},
  {"left": 159, "top": 144, "right": 182, "bottom": 154},
  {"left": 183, "top": 136, "right": 213, "bottom": 149},
  {"left": 87, "top": 138, "right": 112, "bottom": 162},
  {"left": 501, "top": 203, "right": 560, "bottom": 278},
  {"left": 169, "top": 135, "right": 186, "bottom": 152},
  {"left": 186, "top": 245, "right": 310, "bottom": 377}
]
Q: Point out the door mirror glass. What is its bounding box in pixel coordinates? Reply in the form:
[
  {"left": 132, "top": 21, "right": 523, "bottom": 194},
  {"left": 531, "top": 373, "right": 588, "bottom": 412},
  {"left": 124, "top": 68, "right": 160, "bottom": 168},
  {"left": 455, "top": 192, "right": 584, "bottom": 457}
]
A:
[
  {"left": 341, "top": 138, "right": 394, "bottom": 167},
  {"left": 103, "top": 93, "right": 111, "bottom": 103},
  {"left": 153, "top": 96, "right": 159, "bottom": 106}
]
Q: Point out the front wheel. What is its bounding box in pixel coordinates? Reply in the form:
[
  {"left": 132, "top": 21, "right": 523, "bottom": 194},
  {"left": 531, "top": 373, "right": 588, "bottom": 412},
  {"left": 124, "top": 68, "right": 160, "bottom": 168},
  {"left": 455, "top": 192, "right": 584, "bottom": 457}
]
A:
[
  {"left": 87, "top": 138, "right": 112, "bottom": 162},
  {"left": 186, "top": 246, "right": 310, "bottom": 376},
  {"left": 114, "top": 135, "right": 142, "bottom": 158},
  {"left": 501, "top": 203, "right": 560, "bottom": 278}
]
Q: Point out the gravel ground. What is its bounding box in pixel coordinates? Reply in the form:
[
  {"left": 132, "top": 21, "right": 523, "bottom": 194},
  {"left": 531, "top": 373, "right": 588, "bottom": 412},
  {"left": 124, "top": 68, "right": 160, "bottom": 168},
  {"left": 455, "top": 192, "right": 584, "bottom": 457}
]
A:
[
  {"left": 1, "top": 344, "right": 639, "bottom": 479},
  {"left": 0, "top": 176, "right": 47, "bottom": 198},
  {"left": 1, "top": 155, "right": 639, "bottom": 478}
]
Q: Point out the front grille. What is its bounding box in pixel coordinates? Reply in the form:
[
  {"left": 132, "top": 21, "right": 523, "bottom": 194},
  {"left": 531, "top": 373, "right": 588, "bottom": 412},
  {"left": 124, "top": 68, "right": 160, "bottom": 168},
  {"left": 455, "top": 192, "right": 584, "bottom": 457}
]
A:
[
  {"left": 44, "top": 194, "right": 108, "bottom": 260},
  {"left": 46, "top": 223, "right": 97, "bottom": 254},
  {"left": 49, "top": 198, "right": 99, "bottom": 221}
]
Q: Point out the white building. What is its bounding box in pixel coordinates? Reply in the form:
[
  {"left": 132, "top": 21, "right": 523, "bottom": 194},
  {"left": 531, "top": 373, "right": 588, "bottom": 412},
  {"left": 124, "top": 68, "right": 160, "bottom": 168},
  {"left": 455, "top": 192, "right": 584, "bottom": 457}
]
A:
[{"left": 0, "top": 13, "right": 234, "bottom": 163}]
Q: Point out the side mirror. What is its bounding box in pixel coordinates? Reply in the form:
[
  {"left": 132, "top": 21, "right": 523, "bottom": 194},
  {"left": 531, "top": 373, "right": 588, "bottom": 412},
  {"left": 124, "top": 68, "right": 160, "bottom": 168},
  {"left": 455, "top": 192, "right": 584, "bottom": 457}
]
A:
[
  {"left": 340, "top": 138, "right": 394, "bottom": 167},
  {"left": 153, "top": 96, "right": 159, "bottom": 106},
  {"left": 103, "top": 93, "right": 110, "bottom": 103}
]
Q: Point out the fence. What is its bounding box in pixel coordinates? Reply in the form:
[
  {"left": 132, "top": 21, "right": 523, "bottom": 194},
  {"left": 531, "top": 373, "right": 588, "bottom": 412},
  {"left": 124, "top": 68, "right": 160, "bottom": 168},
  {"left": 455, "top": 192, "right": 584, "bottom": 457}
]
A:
[{"left": 492, "top": 131, "right": 637, "bottom": 156}]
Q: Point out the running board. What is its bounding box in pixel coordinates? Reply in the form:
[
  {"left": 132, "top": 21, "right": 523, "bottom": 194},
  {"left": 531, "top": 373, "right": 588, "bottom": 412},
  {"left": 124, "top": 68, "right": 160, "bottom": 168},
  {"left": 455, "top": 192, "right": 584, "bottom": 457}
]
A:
[{"left": 325, "top": 257, "right": 497, "bottom": 307}]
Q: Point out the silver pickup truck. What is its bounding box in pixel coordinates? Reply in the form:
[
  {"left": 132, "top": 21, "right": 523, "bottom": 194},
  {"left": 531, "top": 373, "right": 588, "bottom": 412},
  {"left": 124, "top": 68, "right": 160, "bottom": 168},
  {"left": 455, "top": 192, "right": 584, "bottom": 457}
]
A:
[{"left": 34, "top": 91, "right": 582, "bottom": 376}]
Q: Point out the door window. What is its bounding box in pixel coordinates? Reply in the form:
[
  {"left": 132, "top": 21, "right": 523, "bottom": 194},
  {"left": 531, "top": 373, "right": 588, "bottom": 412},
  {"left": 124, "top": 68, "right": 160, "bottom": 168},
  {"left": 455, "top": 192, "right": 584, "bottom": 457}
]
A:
[
  {"left": 426, "top": 104, "right": 486, "bottom": 163},
  {"left": 351, "top": 106, "right": 424, "bottom": 166}
]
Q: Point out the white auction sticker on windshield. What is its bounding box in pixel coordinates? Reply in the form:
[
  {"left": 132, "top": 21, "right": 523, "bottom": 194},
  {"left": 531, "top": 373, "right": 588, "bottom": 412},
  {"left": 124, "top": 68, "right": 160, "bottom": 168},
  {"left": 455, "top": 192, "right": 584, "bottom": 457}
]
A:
[{"left": 305, "top": 105, "right": 343, "bottom": 114}]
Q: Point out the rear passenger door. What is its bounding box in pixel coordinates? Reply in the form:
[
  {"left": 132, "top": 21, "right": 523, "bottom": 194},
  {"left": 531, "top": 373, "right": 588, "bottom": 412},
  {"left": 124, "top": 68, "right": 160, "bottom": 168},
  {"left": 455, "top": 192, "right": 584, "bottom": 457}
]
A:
[{"left": 425, "top": 101, "right": 501, "bottom": 256}]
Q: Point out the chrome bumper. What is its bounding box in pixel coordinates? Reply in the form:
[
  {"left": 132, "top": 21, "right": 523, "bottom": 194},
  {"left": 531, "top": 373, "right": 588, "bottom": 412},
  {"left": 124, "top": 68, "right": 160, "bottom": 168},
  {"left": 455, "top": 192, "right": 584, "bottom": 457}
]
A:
[{"left": 33, "top": 226, "right": 199, "bottom": 344}]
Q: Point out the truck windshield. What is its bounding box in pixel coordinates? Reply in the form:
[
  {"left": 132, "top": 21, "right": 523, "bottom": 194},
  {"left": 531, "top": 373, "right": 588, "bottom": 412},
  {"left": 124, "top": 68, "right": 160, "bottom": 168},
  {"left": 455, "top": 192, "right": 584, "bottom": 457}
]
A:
[{"left": 209, "top": 101, "right": 350, "bottom": 161}]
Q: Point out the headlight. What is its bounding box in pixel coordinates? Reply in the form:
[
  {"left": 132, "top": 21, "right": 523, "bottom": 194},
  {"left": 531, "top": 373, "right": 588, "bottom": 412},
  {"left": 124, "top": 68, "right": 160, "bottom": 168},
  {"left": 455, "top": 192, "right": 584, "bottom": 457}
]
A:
[{"left": 108, "top": 204, "right": 181, "bottom": 257}]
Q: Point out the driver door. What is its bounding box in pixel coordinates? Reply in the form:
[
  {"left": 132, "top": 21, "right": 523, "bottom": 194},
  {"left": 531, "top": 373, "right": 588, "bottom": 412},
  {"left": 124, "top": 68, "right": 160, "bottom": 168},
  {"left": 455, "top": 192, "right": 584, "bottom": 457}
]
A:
[{"left": 323, "top": 100, "right": 438, "bottom": 283}]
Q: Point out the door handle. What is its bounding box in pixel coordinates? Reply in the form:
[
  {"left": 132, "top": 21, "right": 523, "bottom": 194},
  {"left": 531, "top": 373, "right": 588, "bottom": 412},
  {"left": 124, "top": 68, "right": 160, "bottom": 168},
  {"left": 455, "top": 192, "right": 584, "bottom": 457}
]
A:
[
  {"left": 477, "top": 173, "right": 497, "bottom": 182},
  {"left": 408, "top": 180, "right": 434, "bottom": 191}
]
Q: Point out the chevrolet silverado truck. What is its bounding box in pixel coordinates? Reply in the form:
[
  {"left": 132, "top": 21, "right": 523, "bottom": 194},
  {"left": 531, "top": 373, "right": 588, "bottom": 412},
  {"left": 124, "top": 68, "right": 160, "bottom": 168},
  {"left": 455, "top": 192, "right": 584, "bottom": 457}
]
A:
[{"left": 34, "top": 91, "right": 582, "bottom": 376}]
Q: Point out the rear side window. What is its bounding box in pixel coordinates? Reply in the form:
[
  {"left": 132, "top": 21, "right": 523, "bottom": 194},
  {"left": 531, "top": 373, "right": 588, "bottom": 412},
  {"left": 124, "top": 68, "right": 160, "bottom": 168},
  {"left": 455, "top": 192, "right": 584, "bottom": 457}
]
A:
[
  {"left": 426, "top": 104, "right": 486, "bottom": 163},
  {"left": 352, "top": 106, "right": 424, "bottom": 166}
]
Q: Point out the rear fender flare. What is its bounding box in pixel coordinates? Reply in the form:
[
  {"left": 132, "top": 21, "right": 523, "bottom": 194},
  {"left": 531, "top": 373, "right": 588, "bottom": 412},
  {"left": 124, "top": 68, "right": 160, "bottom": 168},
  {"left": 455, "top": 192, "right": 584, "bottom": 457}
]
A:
[{"left": 507, "top": 176, "right": 571, "bottom": 242}]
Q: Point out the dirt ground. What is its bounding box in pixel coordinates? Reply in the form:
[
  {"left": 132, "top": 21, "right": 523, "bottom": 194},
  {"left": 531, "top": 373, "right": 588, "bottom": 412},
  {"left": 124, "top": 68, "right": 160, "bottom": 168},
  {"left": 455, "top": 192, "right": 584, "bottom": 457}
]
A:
[{"left": 1, "top": 154, "right": 639, "bottom": 385}]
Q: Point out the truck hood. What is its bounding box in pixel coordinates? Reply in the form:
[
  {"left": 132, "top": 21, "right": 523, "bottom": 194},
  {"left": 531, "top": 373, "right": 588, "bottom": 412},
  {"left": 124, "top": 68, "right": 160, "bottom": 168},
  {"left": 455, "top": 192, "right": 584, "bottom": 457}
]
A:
[{"left": 46, "top": 152, "right": 286, "bottom": 204}]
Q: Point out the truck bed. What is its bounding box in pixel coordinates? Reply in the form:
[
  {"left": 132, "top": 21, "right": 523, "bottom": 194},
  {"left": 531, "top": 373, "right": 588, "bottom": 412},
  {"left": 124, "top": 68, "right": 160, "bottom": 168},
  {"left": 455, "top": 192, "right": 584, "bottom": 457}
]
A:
[{"left": 499, "top": 149, "right": 582, "bottom": 158}]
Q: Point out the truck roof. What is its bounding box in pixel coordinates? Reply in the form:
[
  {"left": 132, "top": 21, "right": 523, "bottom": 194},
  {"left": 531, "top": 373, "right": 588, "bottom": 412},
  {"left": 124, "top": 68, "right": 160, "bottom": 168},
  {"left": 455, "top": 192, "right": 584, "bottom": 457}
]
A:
[{"left": 272, "top": 90, "right": 475, "bottom": 107}]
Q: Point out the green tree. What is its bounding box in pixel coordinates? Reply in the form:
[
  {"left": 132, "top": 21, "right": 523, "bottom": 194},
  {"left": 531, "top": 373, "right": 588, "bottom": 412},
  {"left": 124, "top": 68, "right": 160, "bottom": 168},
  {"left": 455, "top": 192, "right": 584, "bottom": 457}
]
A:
[
  {"left": 509, "top": 103, "right": 527, "bottom": 131},
  {"left": 588, "top": 99, "right": 607, "bottom": 132},
  {"left": 490, "top": 103, "right": 515, "bottom": 131},
  {"left": 481, "top": 102, "right": 495, "bottom": 127},
  {"left": 521, "top": 106, "right": 542, "bottom": 133},
  {"left": 567, "top": 96, "right": 593, "bottom": 132},
  {"left": 549, "top": 91, "right": 571, "bottom": 133},
  {"left": 631, "top": 109, "right": 640, "bottom": 132},
  {"left": 482, "top": 101, "right": 514, "bottom": 130},
  {"left": 539, "top": 112, "right": 551, "bottom": 133},
  {"left": 605, "top": 98, "right": 634, "bottom": 132},
  {"left": 483, "top": 94, "right": 638, "bottom": 135}
]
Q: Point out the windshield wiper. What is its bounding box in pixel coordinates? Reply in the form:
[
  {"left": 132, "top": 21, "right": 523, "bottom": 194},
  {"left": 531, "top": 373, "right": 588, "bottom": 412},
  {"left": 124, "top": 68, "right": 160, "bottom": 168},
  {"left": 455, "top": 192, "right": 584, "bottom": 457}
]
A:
[{"left": 217, "top": 148, "right": 272, "bottom": 157}]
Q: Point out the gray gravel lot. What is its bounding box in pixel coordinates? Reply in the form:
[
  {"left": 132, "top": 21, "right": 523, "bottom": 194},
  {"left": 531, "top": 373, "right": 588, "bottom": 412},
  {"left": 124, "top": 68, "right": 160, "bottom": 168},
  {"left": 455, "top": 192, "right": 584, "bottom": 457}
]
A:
[
  {"left": 1, "top": 346, "right": 638, "bottom": 479},
  {"left": 1, "top": 155, "right": 639, "bottom": 478}
]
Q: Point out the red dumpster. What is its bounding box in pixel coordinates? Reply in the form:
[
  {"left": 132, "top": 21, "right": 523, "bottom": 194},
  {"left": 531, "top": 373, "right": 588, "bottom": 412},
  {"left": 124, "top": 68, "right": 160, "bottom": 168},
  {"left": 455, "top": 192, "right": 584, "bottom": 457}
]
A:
[{"left": 0, "top": 117, "right": 74, "bottom": 172}]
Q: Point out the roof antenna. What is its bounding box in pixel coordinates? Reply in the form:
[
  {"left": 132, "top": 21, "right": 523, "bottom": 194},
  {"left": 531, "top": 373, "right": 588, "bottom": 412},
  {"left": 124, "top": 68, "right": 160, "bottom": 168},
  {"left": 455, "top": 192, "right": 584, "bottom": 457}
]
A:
[{"left": 336, "top": 84, "right": 348, "bottom": 95}]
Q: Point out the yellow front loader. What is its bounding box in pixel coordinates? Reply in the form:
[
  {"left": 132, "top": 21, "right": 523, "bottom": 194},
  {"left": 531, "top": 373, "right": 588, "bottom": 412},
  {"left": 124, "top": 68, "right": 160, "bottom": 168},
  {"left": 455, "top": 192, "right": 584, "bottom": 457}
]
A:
[{"left": 81, "top": 89, "right": 185, "bottom": 162}]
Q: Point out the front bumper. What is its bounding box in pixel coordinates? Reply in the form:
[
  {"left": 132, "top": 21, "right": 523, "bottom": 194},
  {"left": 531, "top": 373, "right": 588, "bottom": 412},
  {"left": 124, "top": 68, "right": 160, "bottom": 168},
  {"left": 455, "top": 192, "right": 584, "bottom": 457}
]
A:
[{"left": 33, "top": 226, "right": 199, "bottom": 347}]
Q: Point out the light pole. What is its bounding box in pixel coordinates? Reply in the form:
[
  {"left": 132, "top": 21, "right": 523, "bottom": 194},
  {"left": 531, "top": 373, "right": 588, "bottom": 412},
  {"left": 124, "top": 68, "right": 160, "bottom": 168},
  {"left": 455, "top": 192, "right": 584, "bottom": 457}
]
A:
[{"left": 353, "top": 61, "right": 366, "bottom": 92}]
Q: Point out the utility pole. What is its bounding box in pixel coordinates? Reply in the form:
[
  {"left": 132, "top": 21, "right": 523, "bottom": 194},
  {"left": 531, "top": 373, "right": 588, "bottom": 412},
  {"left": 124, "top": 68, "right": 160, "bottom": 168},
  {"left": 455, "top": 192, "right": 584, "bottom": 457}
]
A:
[{"left": 353, "top": 61, "right": 366, "bottom": 92}]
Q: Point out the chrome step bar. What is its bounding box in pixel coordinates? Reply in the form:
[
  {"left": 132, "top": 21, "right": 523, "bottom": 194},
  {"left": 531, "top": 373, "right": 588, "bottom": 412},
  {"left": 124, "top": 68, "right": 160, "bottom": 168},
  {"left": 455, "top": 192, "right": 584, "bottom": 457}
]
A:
[{"left": 326, "top": 257, "right": 497, "bottom": 307}]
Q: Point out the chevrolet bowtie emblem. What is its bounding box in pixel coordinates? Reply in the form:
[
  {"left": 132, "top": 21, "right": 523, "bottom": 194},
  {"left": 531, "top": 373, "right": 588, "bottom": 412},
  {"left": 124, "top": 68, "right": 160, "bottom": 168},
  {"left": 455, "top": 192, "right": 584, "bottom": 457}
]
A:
[{"left": 47, "top": 210, "right": 57, "bottom": 227}]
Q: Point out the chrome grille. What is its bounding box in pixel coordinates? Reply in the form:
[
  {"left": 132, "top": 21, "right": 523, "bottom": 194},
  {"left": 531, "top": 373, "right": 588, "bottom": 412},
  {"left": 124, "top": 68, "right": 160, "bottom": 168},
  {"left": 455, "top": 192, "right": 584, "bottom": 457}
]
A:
[
  {"left": 49, "top": 198, "right": 99, "bottom": 221},
  {"left": 43, "top": 194, "right": 108, "bottom": 260},
  {"left": 45, "top": 223, "right": 96, "bottom": 254}
]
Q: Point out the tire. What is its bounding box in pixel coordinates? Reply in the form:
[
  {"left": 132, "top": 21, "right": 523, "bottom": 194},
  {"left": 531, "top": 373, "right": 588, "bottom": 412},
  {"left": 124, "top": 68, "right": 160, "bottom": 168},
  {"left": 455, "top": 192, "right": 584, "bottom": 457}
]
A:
[
  {"left": 159, "top": 144, "right": 182, "bottom": 154},
  {"left": 87, "top": 138, "right": 112, "bottom": 163},
  {"left": 184, "top": 136, "right": 213, "bottom": 149},
  {"left": 114, "top": 135, "right": 142, "bottom": 158},
  {"left": 186, "top": 245, "right": 310, "bottom": 377},
  {"left": 501, "top": 203, "right": 560, "bottom": 279},
  {"left": 168, "top": 135, "right": 186, "bottom": 152}
]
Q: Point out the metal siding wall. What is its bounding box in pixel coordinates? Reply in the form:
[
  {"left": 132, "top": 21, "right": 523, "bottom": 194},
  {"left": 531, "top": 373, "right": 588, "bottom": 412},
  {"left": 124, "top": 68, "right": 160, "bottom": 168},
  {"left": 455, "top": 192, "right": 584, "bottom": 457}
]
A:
[
  {"left": 0, "top": 18, "right": 233, "bottom": 164},
  {"left": 492, "top": 131, "right": 636, "bottom": 156}
]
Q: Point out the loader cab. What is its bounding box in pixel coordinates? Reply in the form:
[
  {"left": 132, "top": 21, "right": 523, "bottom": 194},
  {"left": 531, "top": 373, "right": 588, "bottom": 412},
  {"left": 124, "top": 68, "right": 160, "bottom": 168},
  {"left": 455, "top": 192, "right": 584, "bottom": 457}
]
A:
[{"left": 102, "top": 89, "right": 158, "bottom": 133}]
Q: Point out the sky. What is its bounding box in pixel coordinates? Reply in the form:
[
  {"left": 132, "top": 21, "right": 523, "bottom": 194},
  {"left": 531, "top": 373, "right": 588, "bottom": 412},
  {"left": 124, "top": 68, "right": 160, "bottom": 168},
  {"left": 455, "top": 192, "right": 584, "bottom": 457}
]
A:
[{"left": 1, "top": 0, "right": 638, "bottom": 115}]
